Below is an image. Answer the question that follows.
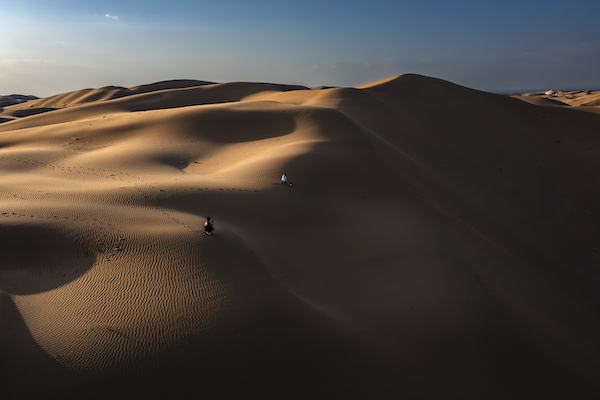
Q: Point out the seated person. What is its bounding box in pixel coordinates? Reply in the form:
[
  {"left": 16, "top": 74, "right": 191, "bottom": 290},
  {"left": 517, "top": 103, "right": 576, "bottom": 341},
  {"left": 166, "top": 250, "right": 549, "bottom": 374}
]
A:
[{"left": 204, "top": 217, "right": 214, "bottom": 235}]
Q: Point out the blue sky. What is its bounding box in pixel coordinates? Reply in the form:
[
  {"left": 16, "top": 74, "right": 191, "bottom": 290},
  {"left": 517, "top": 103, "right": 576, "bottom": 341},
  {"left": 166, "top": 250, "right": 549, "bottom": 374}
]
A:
[{"left": 1, "top": 0, "right": 599, "bottom": 96}]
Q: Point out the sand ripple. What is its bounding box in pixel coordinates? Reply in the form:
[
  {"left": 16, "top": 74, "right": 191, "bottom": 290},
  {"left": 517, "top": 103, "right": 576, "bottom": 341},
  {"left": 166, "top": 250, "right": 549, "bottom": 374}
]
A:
[{"left": 1, "top": 75, "right": 599, "bottom": 398}]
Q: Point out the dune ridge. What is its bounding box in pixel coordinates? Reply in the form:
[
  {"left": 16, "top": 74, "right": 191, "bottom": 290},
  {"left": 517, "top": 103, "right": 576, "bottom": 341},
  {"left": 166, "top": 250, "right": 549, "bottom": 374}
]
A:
[
  {"left": 1, "top": 74, "right": 599, "bottom": 398},
  {"left": 513, "top": 89, "right": 600, "bottom": 111}
]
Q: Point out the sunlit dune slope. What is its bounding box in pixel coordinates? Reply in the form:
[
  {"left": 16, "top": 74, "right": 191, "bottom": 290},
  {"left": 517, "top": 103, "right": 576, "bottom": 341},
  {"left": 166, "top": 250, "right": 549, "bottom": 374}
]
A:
[
  {"left": 1, "top": 74, "right": 599, "bottom": 399},
  {"left": 6, "top": 80, "right": 214, "bottom": 109},
  {"left": 513, "top": 89, "right": 600, "bottom": 111}
]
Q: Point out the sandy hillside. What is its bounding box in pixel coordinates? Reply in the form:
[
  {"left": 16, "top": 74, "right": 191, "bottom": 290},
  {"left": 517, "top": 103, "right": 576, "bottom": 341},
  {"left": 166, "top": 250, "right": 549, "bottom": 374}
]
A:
[
  {"left": 1, "top": 74, "right": 599, "bottom": 399},
  {"left": 513, "top": 89, "right": 600, "bottom": 111}
]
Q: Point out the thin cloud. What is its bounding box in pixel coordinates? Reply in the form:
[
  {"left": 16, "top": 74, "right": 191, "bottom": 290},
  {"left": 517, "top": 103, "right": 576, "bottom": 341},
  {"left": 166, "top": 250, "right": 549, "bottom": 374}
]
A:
[{"left": 105, "top": 14, "right": 119, "bottom": 21}]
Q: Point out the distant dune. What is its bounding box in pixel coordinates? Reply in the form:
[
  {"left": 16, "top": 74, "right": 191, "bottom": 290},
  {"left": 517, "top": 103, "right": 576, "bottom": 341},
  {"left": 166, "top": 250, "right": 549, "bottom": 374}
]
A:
[
  {"left": 513, "top": 89, "right": 600, "bottom": 110},
  {"left": 1, "top": 74, "right": 599, "bottom": 399},
  {"left": 0, "top": 94, "right": 38, "bottom": 107}
]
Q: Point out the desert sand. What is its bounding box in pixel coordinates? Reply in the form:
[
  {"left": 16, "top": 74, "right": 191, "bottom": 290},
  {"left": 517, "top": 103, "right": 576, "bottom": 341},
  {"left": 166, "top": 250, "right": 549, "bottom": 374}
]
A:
[
  {"left": 513, "top": 89, "right": 600, "bottom": 110},
  {"left": 1, "top": 74, "right": 599, "bottom": 399}
]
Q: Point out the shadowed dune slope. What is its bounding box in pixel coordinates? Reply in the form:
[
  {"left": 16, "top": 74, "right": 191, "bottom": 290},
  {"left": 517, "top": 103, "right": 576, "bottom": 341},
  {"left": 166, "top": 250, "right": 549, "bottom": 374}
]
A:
[
  {"left": 0, "top": 94, "right": 38, "bottom": 107},
  {"left": 1, "top": 74, "right": 599, "bottom": 399}
]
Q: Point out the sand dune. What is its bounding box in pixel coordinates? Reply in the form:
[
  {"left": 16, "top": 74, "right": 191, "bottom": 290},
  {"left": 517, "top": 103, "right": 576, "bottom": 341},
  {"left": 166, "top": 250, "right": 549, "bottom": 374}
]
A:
[
  {"left": 514, "top": 89, "right": 600, "bottom": 111},
  {"left": 1, "top": 74, "right": 599, "bottom": 399},
  {"left": 0, "top": 94, "right": 38, "bottom": 107}
]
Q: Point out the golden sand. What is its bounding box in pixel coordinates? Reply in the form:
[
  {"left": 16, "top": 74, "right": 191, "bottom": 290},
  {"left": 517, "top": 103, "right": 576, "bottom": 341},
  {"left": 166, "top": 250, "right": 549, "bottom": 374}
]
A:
[{"left": 1, "top": 75, "right": 599, "bottom": 398}]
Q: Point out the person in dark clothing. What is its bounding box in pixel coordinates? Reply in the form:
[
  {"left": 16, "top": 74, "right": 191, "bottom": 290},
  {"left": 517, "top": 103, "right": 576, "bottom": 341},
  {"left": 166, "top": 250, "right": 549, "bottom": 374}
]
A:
[{"left": 204, "top": 216, "right": 214, "bottom": 235}]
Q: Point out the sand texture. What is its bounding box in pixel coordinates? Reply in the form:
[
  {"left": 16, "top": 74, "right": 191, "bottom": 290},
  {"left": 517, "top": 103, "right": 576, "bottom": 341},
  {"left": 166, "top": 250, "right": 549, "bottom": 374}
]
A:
[
  {"left": 513, "top": 89, "right": 600, "bottom": 111},
  {"left": 1, "top": 74, "right": 600, "bottom": 399}
]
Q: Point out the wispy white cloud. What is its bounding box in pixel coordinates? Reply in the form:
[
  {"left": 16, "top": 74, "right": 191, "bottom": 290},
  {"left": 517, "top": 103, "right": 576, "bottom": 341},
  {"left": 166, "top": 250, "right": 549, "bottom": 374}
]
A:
[{"left": 105, "top": 14, "right": 119, "bottom": 21}]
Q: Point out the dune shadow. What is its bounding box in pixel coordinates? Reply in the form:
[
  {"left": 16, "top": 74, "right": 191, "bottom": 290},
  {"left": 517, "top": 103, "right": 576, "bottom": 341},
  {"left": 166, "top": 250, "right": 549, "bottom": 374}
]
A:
[
  {"left": 0, "top": 292, "right": 88, "bottom": 398},
  {"left": 158, "top": 155, "right": 189, "bottom": 170},
  {"left": 0, "top": 223, "right": 96, "bottom": 295},
  {"left": 129, "top": 79, "right": 214, "bottom": 95},
  {"left": 486, "top": 326, "right": 600, "bottom": 398},
  {"left": 12, "top": 107, "right": 58, "bottom": 117},
  {"left": 183, "top": 106, "right": 298, "bottom": 144}
]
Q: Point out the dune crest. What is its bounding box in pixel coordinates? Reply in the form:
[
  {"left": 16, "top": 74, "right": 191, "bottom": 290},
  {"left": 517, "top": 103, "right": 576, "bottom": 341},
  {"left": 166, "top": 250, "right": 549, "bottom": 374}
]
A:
[{"left": 1, "top": 75, "right": 599, "bottom": 398}]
